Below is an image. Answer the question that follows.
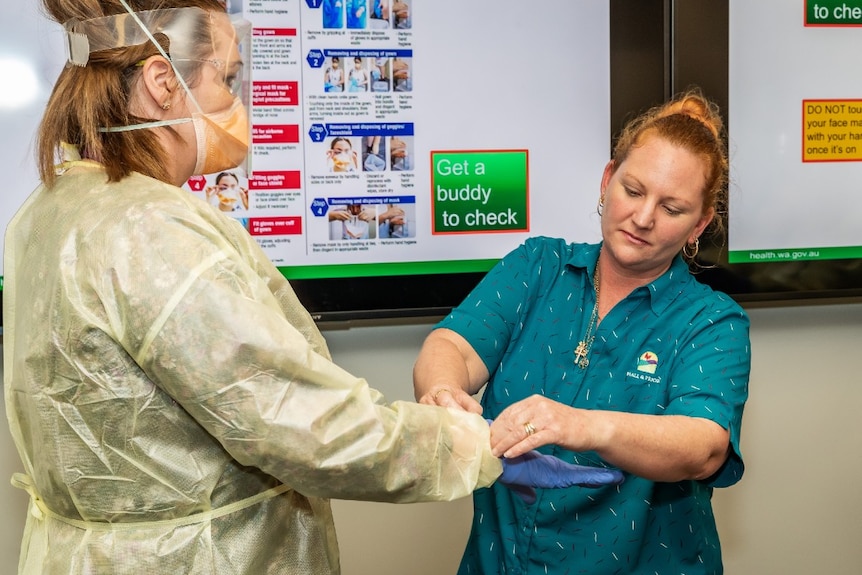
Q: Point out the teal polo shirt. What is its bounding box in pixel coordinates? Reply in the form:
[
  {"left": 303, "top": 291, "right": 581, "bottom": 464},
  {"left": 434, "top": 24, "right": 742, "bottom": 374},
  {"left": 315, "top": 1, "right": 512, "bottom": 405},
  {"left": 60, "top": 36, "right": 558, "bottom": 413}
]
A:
[{"left": 438, "top": 238, "right": 751, "bottom": 575}]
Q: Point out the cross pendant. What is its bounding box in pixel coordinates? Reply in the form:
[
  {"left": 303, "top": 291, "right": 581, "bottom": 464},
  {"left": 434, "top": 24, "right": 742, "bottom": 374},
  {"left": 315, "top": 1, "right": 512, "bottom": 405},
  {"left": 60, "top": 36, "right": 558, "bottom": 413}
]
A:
[{"left": 574, "top": 341, "right": 589, "bottom": 368}]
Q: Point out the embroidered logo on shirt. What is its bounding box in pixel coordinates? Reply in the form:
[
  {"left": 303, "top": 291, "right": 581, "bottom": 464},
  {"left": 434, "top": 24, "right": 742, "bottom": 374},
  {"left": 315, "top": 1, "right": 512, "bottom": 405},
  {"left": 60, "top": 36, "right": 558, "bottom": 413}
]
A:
[{"left": 636, "top": 351, "right": 659, "bottom": 374}]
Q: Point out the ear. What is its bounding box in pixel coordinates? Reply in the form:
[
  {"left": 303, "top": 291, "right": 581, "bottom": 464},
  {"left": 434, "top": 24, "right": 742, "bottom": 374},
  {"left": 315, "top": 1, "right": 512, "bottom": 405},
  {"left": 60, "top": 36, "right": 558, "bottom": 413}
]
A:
[
  {"left": 692, "top": 207, "right": 715, "bottom": 241},
  {"left": 138, "top": 55, "right": 178, "bottom": 113},
  {"left": 600, "top": 160, "right": 615, "bottom": 197}
]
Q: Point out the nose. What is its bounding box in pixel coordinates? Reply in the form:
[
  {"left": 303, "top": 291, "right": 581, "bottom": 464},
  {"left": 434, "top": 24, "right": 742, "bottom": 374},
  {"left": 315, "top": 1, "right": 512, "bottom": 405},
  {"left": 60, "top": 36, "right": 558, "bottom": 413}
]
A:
[{"left": 631, "top": 201, "right": 655, "bottom": 229}]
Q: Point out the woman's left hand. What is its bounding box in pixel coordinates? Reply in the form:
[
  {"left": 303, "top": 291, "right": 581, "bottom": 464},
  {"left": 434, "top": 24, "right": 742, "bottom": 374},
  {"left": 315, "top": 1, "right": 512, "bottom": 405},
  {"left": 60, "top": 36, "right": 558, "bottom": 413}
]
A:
[{"left": 489, "top": 395, "right": 596, "bottom": 459}]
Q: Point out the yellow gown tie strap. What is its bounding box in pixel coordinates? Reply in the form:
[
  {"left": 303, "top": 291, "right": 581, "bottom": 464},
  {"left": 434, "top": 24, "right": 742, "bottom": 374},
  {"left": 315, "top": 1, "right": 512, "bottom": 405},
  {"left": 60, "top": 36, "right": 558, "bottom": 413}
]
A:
[{"left": 11, "top": 472, "right": 290, "bottom": 532}]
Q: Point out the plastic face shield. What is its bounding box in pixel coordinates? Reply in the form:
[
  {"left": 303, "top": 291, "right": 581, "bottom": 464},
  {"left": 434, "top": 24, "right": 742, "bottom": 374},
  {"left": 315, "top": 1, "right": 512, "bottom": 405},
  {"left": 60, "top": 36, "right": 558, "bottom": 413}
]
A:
[{"left": 64, "top": 6, "right": 252, "bottom": 114}]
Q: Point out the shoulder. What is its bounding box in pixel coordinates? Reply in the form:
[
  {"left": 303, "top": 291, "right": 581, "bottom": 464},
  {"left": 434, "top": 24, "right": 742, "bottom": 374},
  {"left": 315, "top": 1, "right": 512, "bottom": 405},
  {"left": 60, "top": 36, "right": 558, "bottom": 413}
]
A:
[
  {"left": 516, "top": 236, "right": 590, "bottom": 260},
  {"left": 58, "top": 170, "right": 245, "bottom": 256},
  {"left": 687, "top": 276, "right": 747, "bottom": 316},
  {"left": 108, "top": 174, "right": 212, "bottom": 230},
  {"left": 671, "top": 277, "right": 751, "bottom": 339},
  {"left": 509, "top": 237, "right": 596, "bottom": 272},
  {"left": 485, "top": 238, "right": 596, "bottom": 297}
]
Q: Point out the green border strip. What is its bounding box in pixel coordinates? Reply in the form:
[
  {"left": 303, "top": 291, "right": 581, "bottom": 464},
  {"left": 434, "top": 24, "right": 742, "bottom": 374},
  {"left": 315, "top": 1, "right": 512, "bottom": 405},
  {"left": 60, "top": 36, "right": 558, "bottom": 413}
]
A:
[
  {"left": 278, "top": 258, "right": 498, "bottom": 280},
  {"left": 0, "top": 259, "right": 499, "bottom": 290},
  {"left": 729, "top": 245, "right": 862, "bottom": 263}
]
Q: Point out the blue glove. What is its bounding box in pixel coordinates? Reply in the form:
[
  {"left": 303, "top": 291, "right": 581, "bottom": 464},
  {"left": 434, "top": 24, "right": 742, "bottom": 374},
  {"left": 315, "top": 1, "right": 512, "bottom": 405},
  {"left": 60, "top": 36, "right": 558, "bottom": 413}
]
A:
[{"left": 498, "top": 450, "right": 625, "bottom": 505}]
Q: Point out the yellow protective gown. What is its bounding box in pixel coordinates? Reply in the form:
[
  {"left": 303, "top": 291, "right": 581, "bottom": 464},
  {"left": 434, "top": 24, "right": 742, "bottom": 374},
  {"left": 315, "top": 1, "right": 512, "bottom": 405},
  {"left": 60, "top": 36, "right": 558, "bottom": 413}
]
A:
[{"left": 3, "top": 155, "right": 502, "bottom": 574}]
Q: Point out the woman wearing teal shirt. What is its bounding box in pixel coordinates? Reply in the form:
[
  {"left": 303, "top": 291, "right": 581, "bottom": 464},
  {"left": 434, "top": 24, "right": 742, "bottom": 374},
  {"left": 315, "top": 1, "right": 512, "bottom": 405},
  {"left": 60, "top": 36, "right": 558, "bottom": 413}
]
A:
[{"left": 414, "top": 89, "right": 751, "bottom": 575}]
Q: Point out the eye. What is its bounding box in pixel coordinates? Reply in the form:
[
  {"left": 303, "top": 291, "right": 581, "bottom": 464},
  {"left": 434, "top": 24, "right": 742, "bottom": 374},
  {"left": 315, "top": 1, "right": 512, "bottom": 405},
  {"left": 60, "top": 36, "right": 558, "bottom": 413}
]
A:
[
  {"left": 663, "top": 204, "right": 683, "bottom": 216},
  {"left": 224, "top": 63, "right": 244, "bottom": 95}
]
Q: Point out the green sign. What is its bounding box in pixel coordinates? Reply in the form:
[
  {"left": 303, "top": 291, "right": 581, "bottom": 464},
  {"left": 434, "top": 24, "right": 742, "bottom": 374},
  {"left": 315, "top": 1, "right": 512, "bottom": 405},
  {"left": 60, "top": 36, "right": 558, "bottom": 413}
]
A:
[
  {"left": 807, "top": 0, "right": 862, "bottom": 25},
  {"left": 430, "top": 150, "right": 529, "bottom": 233}
]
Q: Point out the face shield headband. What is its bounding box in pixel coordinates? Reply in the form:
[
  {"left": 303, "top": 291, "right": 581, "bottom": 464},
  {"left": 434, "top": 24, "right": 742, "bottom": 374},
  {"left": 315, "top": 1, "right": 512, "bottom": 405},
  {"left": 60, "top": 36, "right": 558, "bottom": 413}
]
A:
[{"left": 64, "top": 2, "right": 252, "bottom": 117}]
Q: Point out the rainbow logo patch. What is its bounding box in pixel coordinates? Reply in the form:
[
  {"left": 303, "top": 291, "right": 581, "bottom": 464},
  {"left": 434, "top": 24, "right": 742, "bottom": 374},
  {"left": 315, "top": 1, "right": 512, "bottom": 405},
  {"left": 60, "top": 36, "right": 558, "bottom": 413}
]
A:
[{"left": 636, "top": 351, "right": 659, "bottom": 374}]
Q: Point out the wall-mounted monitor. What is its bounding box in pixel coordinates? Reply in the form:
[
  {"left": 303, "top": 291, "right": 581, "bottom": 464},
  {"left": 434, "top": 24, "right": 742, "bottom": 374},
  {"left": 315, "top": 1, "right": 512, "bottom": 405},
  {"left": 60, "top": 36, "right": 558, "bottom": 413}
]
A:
[{"left": 2, "top": 1, "right": 859, "bottom": 328}]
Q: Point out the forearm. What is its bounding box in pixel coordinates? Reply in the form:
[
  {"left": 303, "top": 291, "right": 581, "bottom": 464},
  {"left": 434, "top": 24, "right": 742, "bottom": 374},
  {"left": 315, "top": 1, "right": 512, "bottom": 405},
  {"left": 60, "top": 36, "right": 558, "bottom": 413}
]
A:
[
  {"left": 575, "top": 410, "right": 730, "bottom": 482},
  {"left": 491, "top": 394, "right": 731, "bottom": 482},
  {"left": 413, "top": 328, "right": 488, "bottom": 400}
]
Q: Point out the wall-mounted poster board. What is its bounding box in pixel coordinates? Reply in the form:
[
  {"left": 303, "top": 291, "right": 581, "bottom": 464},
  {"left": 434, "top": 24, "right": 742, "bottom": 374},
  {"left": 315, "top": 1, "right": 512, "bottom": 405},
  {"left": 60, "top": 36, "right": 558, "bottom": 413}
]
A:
[{"left": 232, "top": 0, "right": 612, "bottom": 320}]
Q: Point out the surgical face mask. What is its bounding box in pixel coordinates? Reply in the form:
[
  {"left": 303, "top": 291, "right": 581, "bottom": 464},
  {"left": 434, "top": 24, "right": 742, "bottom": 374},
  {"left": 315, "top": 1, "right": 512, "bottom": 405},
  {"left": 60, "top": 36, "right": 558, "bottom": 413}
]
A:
[{"left": 192, "top": 97, "right": 249, "bottom": 176}]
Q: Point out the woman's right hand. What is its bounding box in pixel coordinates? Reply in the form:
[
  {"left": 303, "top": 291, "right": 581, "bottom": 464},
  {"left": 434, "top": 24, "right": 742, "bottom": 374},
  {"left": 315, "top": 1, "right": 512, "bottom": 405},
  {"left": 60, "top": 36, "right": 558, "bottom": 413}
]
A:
[{"left": 417, "top": 386, "right": 483, "bottom": 414}]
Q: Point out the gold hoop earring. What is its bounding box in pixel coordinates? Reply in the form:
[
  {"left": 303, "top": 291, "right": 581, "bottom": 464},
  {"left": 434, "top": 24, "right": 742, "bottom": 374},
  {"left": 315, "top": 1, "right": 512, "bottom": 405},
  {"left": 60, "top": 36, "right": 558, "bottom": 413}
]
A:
[{"left": 683, "top": 237, "right": 700, "bottom": 259}]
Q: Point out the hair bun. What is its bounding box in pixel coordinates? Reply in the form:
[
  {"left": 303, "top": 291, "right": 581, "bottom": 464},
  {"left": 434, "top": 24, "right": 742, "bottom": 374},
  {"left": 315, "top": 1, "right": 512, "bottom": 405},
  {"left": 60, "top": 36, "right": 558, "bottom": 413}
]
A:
[{"left": 661, "top": 92, "right": 723, "bottom": 139}]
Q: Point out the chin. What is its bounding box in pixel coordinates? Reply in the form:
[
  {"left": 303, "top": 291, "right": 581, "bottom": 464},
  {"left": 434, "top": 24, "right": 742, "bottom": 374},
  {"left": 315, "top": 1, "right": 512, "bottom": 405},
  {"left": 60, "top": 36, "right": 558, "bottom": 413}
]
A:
[{"left": 605, "top": 243, "right": 669, "bottom": 273}]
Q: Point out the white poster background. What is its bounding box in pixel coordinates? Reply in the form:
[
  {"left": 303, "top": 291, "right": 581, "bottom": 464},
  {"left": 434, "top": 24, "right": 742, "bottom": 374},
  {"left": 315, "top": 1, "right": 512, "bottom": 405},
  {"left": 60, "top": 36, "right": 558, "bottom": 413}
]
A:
[
  {"left": 729, "top": 0, "right": 862, "bottom": 252},
  {"left": 0, "top": 1, "right": 609, "bottom": 278}
]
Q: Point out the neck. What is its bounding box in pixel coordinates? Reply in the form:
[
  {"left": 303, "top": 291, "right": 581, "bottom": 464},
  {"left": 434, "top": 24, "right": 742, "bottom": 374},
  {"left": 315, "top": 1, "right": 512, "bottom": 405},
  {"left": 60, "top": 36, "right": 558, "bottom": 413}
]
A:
[{"left": 595, "top": 250, "right": 670, "bottom": 318}]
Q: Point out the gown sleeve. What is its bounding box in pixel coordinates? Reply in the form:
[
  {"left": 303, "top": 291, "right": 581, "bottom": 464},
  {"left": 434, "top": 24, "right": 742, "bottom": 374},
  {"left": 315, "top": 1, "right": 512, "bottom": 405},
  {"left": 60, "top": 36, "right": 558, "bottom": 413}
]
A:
[{"left": 83, "top": 194, "right": 501, "bottom": 503}]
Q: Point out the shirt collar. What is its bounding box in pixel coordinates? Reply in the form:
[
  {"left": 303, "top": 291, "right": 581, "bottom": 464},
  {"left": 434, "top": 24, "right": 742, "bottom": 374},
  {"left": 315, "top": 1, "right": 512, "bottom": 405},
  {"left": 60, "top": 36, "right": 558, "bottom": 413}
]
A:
[
  {"left": 565, "top": 242, "right": 691, "bottom": 316},
  {"left": 640, "top": 254, "right": 692, "bottom": 316}
]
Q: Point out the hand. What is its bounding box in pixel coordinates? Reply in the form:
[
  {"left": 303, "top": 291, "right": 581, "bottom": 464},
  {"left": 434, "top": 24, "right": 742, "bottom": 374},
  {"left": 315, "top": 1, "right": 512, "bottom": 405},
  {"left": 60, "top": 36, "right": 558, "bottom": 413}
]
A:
[
  {"left": 392, "top": 59, "right": 409, "bottom": 79},
  {"left": 328, "top": 210, "right": 350, "bottom": 222},
  {"left": 379, "top": 206, "right": 405, "bottom": 222},
  {"left": 390, "top": 138, "right": 407, "bottom": 158},
  {"left": 498, "top": 450, "right": 625, "bottom": 504},
  {"left": 418, "top": 386, "right": 483, "bottom": 414},
  {"left": 489, "top": 394, "right": 597, "bottom": 459}
]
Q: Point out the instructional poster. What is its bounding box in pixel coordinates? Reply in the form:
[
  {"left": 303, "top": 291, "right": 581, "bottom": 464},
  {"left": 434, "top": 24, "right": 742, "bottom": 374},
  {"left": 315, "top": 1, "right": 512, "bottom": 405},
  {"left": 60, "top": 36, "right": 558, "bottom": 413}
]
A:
[
  {"left": 729, "top": 0, "right": 862, "bottom": 263},
  {"left": 0, "top": 1, "right": 609, "bottom": 285},
  {"left": 186, "top": 0, "right": 609, "bottom": 280}
]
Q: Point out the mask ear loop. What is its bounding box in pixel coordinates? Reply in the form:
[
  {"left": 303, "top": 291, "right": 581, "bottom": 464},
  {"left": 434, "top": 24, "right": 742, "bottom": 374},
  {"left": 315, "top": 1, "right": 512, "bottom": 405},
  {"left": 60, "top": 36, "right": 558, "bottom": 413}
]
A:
[{"left": 117, "top": 0, "right": 205, "bottom": 116}]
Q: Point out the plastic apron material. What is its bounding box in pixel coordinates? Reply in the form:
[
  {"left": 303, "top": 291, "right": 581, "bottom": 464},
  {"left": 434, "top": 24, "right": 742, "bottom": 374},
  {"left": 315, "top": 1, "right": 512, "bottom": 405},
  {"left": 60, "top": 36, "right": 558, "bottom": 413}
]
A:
[{"left": 3, "top": 153, "right": 502, "bottom": 574}]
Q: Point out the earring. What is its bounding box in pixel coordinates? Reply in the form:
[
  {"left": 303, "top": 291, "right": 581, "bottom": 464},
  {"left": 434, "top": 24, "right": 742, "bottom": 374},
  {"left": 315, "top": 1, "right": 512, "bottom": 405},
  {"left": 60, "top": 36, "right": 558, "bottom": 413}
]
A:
[
  {"left": 683, "top": 237, "right": 700, "bottom": 259},
  {"left": 596, "top": 197, "right": 604, "bottom": 216},
  {"left": 161, "top": 100, "right": 172, "bottom": 110}
]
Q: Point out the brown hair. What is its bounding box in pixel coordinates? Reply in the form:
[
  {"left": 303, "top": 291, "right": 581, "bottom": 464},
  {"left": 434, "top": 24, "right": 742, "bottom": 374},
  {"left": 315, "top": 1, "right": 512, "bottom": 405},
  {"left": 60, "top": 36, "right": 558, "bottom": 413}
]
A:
[
  {"left": 37, "top": 0, "right": 227, "bottom": 186},
  {"left": 611, "top": 87, "right": 729, "bottom": 237}
]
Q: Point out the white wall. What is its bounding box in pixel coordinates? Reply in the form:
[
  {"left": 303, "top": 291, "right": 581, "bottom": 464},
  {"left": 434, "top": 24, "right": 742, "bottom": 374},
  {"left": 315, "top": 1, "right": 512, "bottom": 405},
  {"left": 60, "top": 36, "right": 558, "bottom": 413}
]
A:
[{"left": 3, "top": 303, "right": 862, "bottom": 574}]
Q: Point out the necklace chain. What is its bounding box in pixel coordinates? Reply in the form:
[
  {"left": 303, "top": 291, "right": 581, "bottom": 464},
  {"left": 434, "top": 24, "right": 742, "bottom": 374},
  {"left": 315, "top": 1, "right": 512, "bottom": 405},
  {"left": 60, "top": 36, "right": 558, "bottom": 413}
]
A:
[{"left": 574, "top": 265, "right": 600, "bottom": 369}]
